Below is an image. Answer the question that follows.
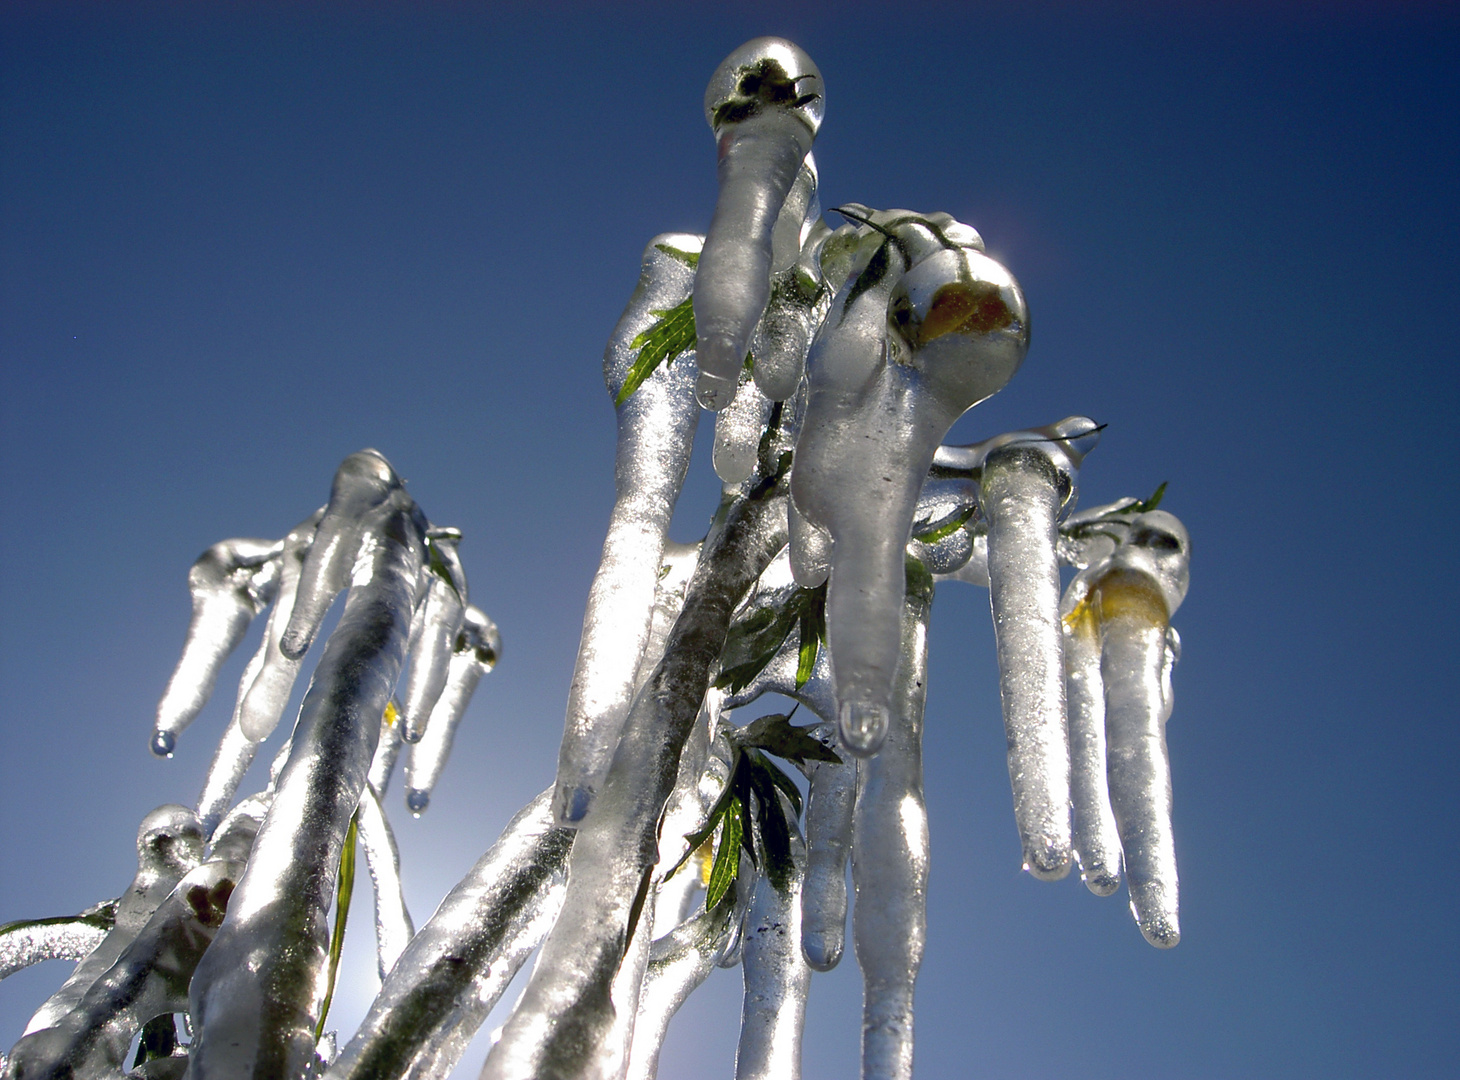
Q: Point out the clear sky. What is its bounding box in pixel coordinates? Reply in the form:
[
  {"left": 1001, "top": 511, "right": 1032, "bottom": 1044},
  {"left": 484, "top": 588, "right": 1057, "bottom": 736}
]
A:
[{"left": 2, "top": 3, "right": 1457, "bottom": 1077}]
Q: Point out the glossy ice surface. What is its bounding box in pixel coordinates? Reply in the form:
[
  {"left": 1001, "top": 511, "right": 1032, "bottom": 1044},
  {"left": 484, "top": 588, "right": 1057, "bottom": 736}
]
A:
[{"left": 2, "top": 36, "right": 1193, "bottom": 1080}]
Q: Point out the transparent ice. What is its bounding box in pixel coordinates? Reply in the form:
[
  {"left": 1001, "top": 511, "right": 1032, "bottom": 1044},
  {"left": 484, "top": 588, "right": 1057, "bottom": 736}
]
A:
[{"left": 2, "top": 37, "right": 1193, "bottom": 1080}]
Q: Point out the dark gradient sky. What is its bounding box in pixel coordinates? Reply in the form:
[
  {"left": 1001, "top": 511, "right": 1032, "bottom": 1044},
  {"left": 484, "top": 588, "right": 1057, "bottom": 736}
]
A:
[{"left": 2, "top": 3, "right": 1457, "bottom": 1078}]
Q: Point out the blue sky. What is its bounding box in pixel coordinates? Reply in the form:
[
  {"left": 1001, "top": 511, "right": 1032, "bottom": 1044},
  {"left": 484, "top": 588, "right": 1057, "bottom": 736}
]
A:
[{"left": 2, "top": 3, "right": 1457, "bottom": 1077}]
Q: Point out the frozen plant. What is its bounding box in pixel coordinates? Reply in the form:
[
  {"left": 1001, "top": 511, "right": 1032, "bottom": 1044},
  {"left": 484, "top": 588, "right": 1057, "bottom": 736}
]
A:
[{"left": 0, "top": 37, "right": 1193, "bottom": 1080}]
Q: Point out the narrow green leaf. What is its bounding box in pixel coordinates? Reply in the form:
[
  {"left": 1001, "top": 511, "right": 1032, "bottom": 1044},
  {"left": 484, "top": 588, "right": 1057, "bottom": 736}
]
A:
[
  {"left": 736, "top": 713, "right": 840, "bottom": 766},
  {"left": 654, "top": 242, "right": 700, "bottom": 269},
  {"left": 615, "top": 296, "right": 696, "bottom": 406},
  {"left": 748, "top": 775, "right": 796, "bottom": 892},
  {"left": 705, "top": 797, "right": 743, "bottom": 911},
  {"left": 1131, "top": 481, "right": 1167, "bottom": 514},
  {"left": 665, "top": 755, "right": 742, "bottom": 881},
  {"left": 316, "top": 810, "right": 358, "bottom": 1040},
  {"left": 425, "top": 539, "right": 463, "bottom": 603},
  {"left": 735, "top": 768, "right": 758, "bottom": 868},
  {"left": 912, "top": 501, "right": 978, "bottom": 544},
  {"left": 746, "top": 749, "right": 803, "bottom": 819}
]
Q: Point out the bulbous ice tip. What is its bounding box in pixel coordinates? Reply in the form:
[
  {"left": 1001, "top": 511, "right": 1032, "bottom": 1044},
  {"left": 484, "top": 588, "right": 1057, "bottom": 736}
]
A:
[
  {"left": 695, "top": 367, "right": 739, "bottom": 412},
  {"left": 1133, "top": 901, "right": 1180, "bottom": 948},
  {"left": 705, "top": 37, "right": 824, "bottom": 138},
  {"left": 405, "top": 789, "right": 430, "bottom": 816},
  {"left": 150, "top": 729, "right": 176, "bottom": 759},
  {"left": 801, "top": 930, "right": 842, "bottom": 971},
  {"left": 1080, "top": 867, "right": 1122, "bottom": 898},
  {"left": 837, "top": 699, "right": 889, "bottom": 757},
  {"left": 1022, "top": 839, "right": 1072, "bottom": 881},
  {"left": 552, "top": 782, "right": 594, "bottom": 826}
]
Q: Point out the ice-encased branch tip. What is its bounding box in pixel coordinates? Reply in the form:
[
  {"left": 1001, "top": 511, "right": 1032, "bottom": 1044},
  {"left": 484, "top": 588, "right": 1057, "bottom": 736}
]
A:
[{"left": 694, "top": 38, "right": 823, "bottom": 412}]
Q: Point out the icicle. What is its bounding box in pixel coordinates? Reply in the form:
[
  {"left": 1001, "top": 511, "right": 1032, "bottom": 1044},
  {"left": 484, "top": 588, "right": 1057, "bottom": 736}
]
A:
[
  {"left": 0, "top": 912, "right": 110, "bottom": 982},
  {"left": 24, "top": 805, "right": 204, "bottom": 1035},
  {"left": 714, "top": 372, "right": 775, "bottom": 485},
  {"left": 280, "top": 450, "right": 405, "bottom": 660},
  {"left": 750, "top": 211, "right": 831, "bottom": 403},
  {"left": 553, "top": 234, "right": 703, "bottom": 827},
  {"left": 799, "top": 721, "right": 854, "bottom": 971},
  {"left": 791, "top": 208, "right": 1028, "bottom": 756},
  {"left": 398, "top": 534, "right": 467, "bottom": 745},
  {"left": 694, "top": 38, "right": 823, "bottom": 411},
  {"left": 1096, "top": 511, "right": 1191, "bottom": 947},
  {"left": 483, "top": 476, "right": 788, "bottom": 1080},
  {"left": 626, "top": 884, "right": 747, "bottom": 1080},
  {"left": 402, "top": 605, "right": 497, "bottom": 814},
  {"left": 975, "top": 418, "right": 1100, "bottom": 878},
  {"left": 368, "top": 700, "right": 405, "bottom": 800},
  {"left": 355, "top": 785, "right": 413, "bottom": 981},
  {"left": 188, "top": 480, "right": 427, "bottom": 1080},
  {"left": 734, "top": 810, "right": 811, "bottom": 1080},
  {"left": 1062, "top": 565, "right": 1123, "bottom": 897},
  {"left": 325, "top": 791, "right": 573, "bottom": 1080},
  {"left": 152, "top": 539, "right": 281, "bottom": 757},
  {"left": 237, "top": 508, "right": 325, "bottom": 742},
  {"left": 3, "top": 811, "right": 257, "bottom": 1080},
  {"left": 196, "top": 653, "right": 267, "bottom": 837},
  {"left": 851, "top": 570, "right": 932, "bottom": 1080},
  {"left": 787, "top": 501, "right": 831, "bottom": 588}
]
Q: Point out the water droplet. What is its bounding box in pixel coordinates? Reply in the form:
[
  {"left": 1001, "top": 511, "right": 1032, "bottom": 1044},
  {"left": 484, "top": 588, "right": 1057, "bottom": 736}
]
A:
[
  {"left": 406, "top": 789, "right": 430, "bottom": 816},
  {"left": 151, "top": 729, "right": 176, "bottom": 758}
]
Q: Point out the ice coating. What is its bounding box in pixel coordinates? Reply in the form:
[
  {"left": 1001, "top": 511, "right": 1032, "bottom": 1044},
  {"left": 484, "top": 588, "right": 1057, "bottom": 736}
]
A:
[
  {"left": 403, "top": 605, "right": 498, "bottom": 814},
  {"left": 787, "top": 501, "right": 831, "bottom": 589},
  {"left": 368, "top": 701, "right": 404, "bottom": 800},
  {"left": 281, "top": 450, "right": 404, "bottom": 661},
  {"left": 735, "top": 812, "right": 811, "bottom": 1080},
  {"left": 553, "top": 234, "right": 703, "bottom": 826},
  {"left": 719, "top": 545, "right": 837, "bottom": 724},
  {"left": 483, "top": 473, "right": 788, "bottom": 1080},
  {"left": 1096, "top": 511, "right": 1190, "bottom": 947},
  {"left": 0, "top": 917, "right": 109, "bottom": 982},
  {"left": 188, "top": 484, "right": 426, "bottom": 1080},
  {"left": 4, "top": 816, "right": 257, "bottom": 1080},
  {"left": 982, "top": 446, "right": 1072, "bottom": 879},
  {"left": 1062, "top": 568, "right": 1123, "bottom": 896},
  {"left": 799, "top": 722, "right": 854, "bottom": 971},
  {"left": 907, "top": 473, "right": 982, "bottom": 577},
  {"left": 355, "top": 785, "right": 413, "bottom": 981},
  {"left": 195, "top": 655, "right": 268, "bottom": 837},
  {"left": 851, "top": 569, "right": 932, "bottom": 1080},
  {"left": 961, "top": 421, "right": 1098, "bottom": 878},
  {"left": 237, "top": 509, "right": 325, "bottom": 742},
  {"left": 626, "top": 884, "right": 746, "bottom": 1080},
  {"left": 152, "top": 539, "right": 282, "bottom": 756},
  {"left": 399, "top": 536, "right": 467, "bottom": 745},
  {"left": 24, "top": 805, "right": 205, "bottom": 1035},
  {"left": 714, "top": 371, "right": 775, "bottom": 485},
  {"left": 694, "top": 38, "right": 823, "bottom": 411},
  {"left": 326, "top": 791, "right": 573, "bottom": 1080},
  {"left": 791, "top": 207, "right": 1029, "bottom": 755},
  {"left": 750, "top": 216, "right": 832, "bottom": 403}
]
